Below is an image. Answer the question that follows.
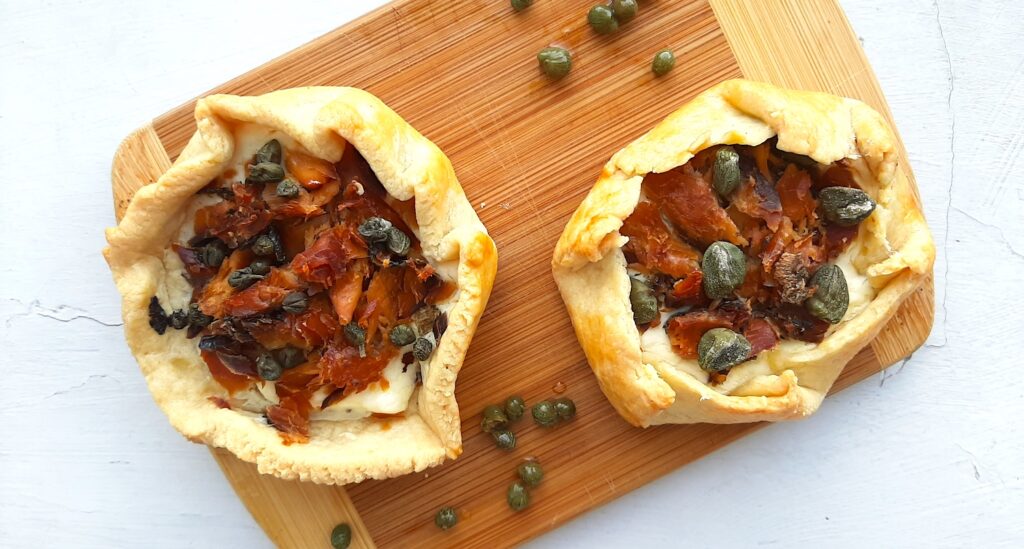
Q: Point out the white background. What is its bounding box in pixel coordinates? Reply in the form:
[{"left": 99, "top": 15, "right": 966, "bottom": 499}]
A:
[{"left": 1, "top": 0, "right": 1022, "bottom": 547}]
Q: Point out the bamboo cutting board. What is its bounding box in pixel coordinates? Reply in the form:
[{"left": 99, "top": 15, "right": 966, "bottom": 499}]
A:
[{"left": 110, "top": 0, "right": 934, "bottom": 547}]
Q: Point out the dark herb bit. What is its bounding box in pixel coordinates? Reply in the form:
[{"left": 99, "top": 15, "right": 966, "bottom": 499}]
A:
[
  {"left": 511, "top": 0, "right": 532, "bottom": 11},
  {"left": 344, "top": 323, "right": 367, "bottom": 349},
  {"left": 276, "top": 346, "right": 306, "bottom": 369},
  {"left": 330, "top": 523, "right": 352, "bottom": 549},
  {"left": 517, "top": 460, "right": 544, "bottom": 487},
  {"left": 412, "top": 337, "right": 434, "bottom": 361},
  {"left": 553, "top": 397, "right": 576, "bottom": 421},
  {"left": 587, "top": 5, "right": 619, "bottom": 34},
  {"left": 281, "top": 291, "right": 308, "bottom": 314},
  {"left": 412, "top": 305, "right": 441, "bottom": 336},
  {"left": 251, "top": 235, "right": 276, "bottom": 257},
  {"left": 249, "top": 258, "right": 272, "bottom": 275},
  {"left": 227, "top": 268, "right": 263, "bottom": 289},
  {"left": 389, "top": 324, "right": 416, "bottom": 347},
  {"left": 198, "top": 240, "right": 228, "bottom": 268},
  {"left": 697, "top": 328, "right": 751, "bottom": 373},
  {"left": 275, "top": 179, "right": 301, "bottom": 198},
  {"left": 433, "top": 311, "right": 449, "bottom": 340},
  {"left": 611, "top": 0, "right": 638, "bottom": 23},
  {"left": 246, "top": 162, "right": 285, "bottom": 184},
  {"left": 531, "top": 400, "right": 558, "bottom": 427},
  {"left": 187, "top": 303, "right": 213, "bottom": 330},
  {"left": 507, "top": 481, "right": 531, "bottom": 512},
  {"left": 805, "top": 264, "right": 849, "bottom": 324},
  {"left": 148, "top": 296, "right": 169, "bottom": 335},
  {"left": 652, "top": 49, "right": 676, "bottom": 77},
  {"left": 386, "top": 227, "right": 412, "bottom": 256},
  {"left": 256, "top": 353, "right": 283, "bottom": 381},
  {"left": 434, "top": 506, "right": 458, "bottom": 531},
  {"left": 254, "top": 139, "right": 282, "bottom": 165},
  {"left": 504, "top": 395, "right": 526, "bottom": 422},
  {"left": 493, "top": 429, "right": 517, "bottom": 451},
  {"left": 169, "top": 309, "right": 189, "bottom": 330},
  {"left": 357, "top": 216, "right": 393, "bottom": 243},
  {"left": 481, "top": 404, "right": 509, "bottom": 433},
  {"left": 537, "top": 46, "right": 572, "bottom": 80}
]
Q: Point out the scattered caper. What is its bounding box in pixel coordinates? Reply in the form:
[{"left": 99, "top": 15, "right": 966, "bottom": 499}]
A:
[
  {"left": 507, "top": 481, "right": 531, "bottom": 512},
  {"left": 281, "top": 291, "right": 308, "bottom": 314},
  {"left": 702, "top": 241, "right": 746, "bottom": 299},
  {"left": 199, "top": 240, "right": 228, "bottom": 268},
  {"left": 386, "top": 227, "right": 412, "bottom": 256},
  {"left": 517, "top": 461, "right": 544, "bottom": 487},
  {"left": 510, "top": 0, "right": 533, "bottom": 11},
  {"left": 652, "top": 49, "right": 676, "bottom": 77},
  {"left": 553, "top": 397, "right": 576, "bottom": 421},
  {"left": 819, "top": 187, "right": 876, "bottom": 226},
  {"left": 254, "top": 139, "right": 282, "bottom": 165},
  {"left": 256, "top": 353, "right": 283, "bottom": 381},
  {"left": 482, "top": 404, "right": 509, "bottom": 433},
  {"left": 187, "top": 303, "right": 212, "bottom": 330},
  {"left": 537, "top": 46, "right": 572, "bottom": 80},
  {"left": 169, "top": 309, "right": 189, "bottom": 330},
  {"left": 252, "top": 235, "right": 276, "bottom": 257},
  {"left": 412, "top": 337, "right": 434, "bottom": 361},
  {"left": 532, "top": 400, "right": 558, "bottom": 427},
  {"left": 344, "top": 323, "right": 367, "bottom": 348},
  {"left": 275, "top": 179, "right": 301, "bottom": 198},
  {"left": 697, "top": 328, "right": 752, "bottom": 373},
  {"left": 612, "top": 0, "right": 638, "bottom": 23},
  {"left": 629, "top": 277, "right": 658, "bottom": 325},
  {"left": 276, "top": 346, "right": 306, "bottom": 369},
  {"left": 389, "top": 324, "right": 416, "bottom": 347},
  {"left": 587, "top": 5, "right": 619, "bottom": 34},
  {"left": 805, "top": 264, "right": 849, "bottom": 324},
  {"left": 434, "top": 506, "right": 458, "bottom": 531},
  {"left": 249, "top": 258, "right": 272, "bottom": 275},
  {"left": 357, "top": 216, "right": 393, "bottom": 243},
  {"left": 712, "top": 146, "right": 741, "bottom": 196},
  {"left": 493, "top": 429, "right": 517, "bottom": 451},
  {"left": 227, "top": 268, "right": 263, "bottom": 290},
  {"left": 330, "top": 523, "right": 352, "bottom": 549},
  {"left": 246, "top": 162, "right": 285, "bottom": 184},
  {"left": 504, "top": 395, "right": 526, "bottom": 422}
]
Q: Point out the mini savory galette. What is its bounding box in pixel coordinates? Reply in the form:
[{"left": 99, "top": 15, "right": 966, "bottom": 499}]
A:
[
  {"left": 105, "top": 87, "right": 497, "bottom": 484},
  {"left": 552, "top": 79, "right": 934, "bottom": 426}
]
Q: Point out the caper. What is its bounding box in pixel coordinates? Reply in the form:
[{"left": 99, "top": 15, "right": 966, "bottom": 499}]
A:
[
  {"left": 553, "top": 397, "right": 576, "bottom": 421},
  {"left": 357, "top": 216, "right": 393, "bottom": 243},
  {"left": 199, "top": 240, "right": 228, "bottom": 268},
  {"left": 517, "top": 461, "right": 544, "bottom": 487},
  {"left": 249, "top": 259, "right": 272, "bottom": 275},
  {"left": 493, "top": 429, "right": 517, "bottom": 451},
  {"left": 531, "top": 400, "right": 558, "bottom": 427},
  {"left": 276, "top": 346, "right": 306, "bottom": 369},
  {"left": 252, "top": 235, "right": 276, "bottom": 257},
  {"left": 386, "top": 227, "right": 411, "bottom": 256},
  {"left": 434, "top": 506, "right": 458, "bottom": 531},
  {"left": 246, "top": 162, "right": 285, "bottom": 184},
  {"left": 537, "top": 46, "right": 572, "bottom": 80},
  {"left": 256, "top": 353, "right": 283, "bottom": 381},
  {"left": 805, "top": 264, "right": 849, "bottom": 323},
  {"left": 504, "top": 395, "right": 526, "bottom": 422},
  {"left": 507, "top": 481, "right": 530, "bottom": 512},
  {"left": 344, "top": 323, "right": 366, "bottom": 348},
  {"left": 612, "top": 0, "right": 638, "bottom": 22},
  {"left": 510, "top": 0, "right": 532, "bottom": 11},
  {"left": 275, "top": 179, "right": 301, "bottom": 198},
  {"left": 187, "top": 303, "right": 212, "bottom": 329},
  {"left": 587, "top": 5, "right": 619, "bottom": 34},
  {"left": 697, "top": 328, "right": 752, "bottom": 373},
  {"left": 255, "top": 139, "right": 282, "bottom": 165},
  {"left": 481, "top": 404, "right": 509, "bottom": 433},
  {"left": 412, "top": 337, "right": 434, "bottom": 361},
  {"left": 629, "top": 277, "right": 658, "bottom": 325},
  {"left": 330, "top": 523, "right": 352, "bottom": 549},
  {"left": 281, "top": 291, "right": 308, "bottom": 314},
  {"left": 227, "top": 268, "right": 263, "bottom": 289},
  {"left": 712, "top": 146, "right": 741, "bottom": 196},
  {"left": 169, "top": 309, "right": 189, "bottom": 330},
  {"left": 652, "top": 49, "right": 676, "bottom": 77},
  {"left": 819, "top": 187, "right": 876, "bottom": 226},
  {"left": 701, "top": 241, "right": 746, "bottom": 299},
  {"left": 389, "top": 324, "right": 416, "bottom": 347}
]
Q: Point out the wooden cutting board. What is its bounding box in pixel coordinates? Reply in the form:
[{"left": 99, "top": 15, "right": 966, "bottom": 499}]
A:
[{"left": 110, "top": 0, "right": 934, "bottom": 547}]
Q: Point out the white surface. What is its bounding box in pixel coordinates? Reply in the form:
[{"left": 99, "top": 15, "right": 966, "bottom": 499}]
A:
[{"left": 1, "top": 0, "right": 1021, "bottom": 547}]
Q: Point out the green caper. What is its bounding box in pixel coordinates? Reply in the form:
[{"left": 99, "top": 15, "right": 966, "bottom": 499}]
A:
[
  {"left": 652, "top": 49, "right": 676, "bottom": 77},
  {"left": 507, "top": 481, "right": 531, "bottom": 512},
  {"left": 169, "top": 309, "right": 189, "bottom": 330},
  {"left": 531, "top": 400, "right": 558, "bottom": 427},
  {"left": 357, "top": 216, "right": 393, "bottom": 243},
  {"left": 805, "top": 264, "right": 849, "bottom": 323},
  {"left": 386, "top": 227, "right": 412, "bottom": 256},
  {"left": 344, "top": 323, "right": 366, "bottom": 348},
  {"left": 701, "top": 241, "right": 746, "bottom": 299},
  {"left": 819, "top": 187, "right": 876, "bottom": 226},
  {"left": 697, "top": 328, "right": 752, "bottom": 373},
  {"left": 389, "top": 324, "right": 416, "bottom": 347},
  {"left": 588, "top": 5, "right": 619, "bottom": 34},
  {"left": 281, "top": 291, "right": 308, "bottom": 314},
  {"left": 504, "top": 395, "right": 526, "bottom": 422},
  {"left": 246, "top": 162, "right": 285, "bottom": 184},
  {"left": 493, "top": 429, "right": 517, "bottom": 451},
  {"left": 612, "top": 0, "right": 638, "bottom": 22},
  {"left": 256, "top": 353, "right": 283, "bottom": 381},
  {"left": 553, "top": 397, "right": 576, "bottom": 421},
  {"left": 276, "top": 346, "right": 306, "bottom": 369},
  {"left": 481, "top": 404, "right": 509, "bottom": 433},
  {"left": 412, "top": 337, "right": 434, "bottom": 361},
  {"left": 537, "top": 46, "right": 572, "bottom": 80},
  {"left": 249, "top": 258, "right": 272, "bottom": 275},
  {"left": 629, "top": 277, "right": 658, "bottom": 325},
  {"left": 434, "top": 506, "right": 458, "bottom": 530},
  {"left": 517, "top": 460, "right": 544, "bottom": 487},
  {"left": 255, "top": 139, "right": 282, "bottom": 165},
  {"left": 252, "top": 235, "right": 276, "bottom": 257},
  {"left": 227, "top": 268, "right": 263, "bottom": 289},
  {"left": 199, "top": 240, "right": 228, "bottom": 268},
  {"left": 511, "top": 0, "right": 532, "bottom": 11},
  {"left": 187, "top": 303, "right": 212, "bottom": 329},
  {"left": 275, "top": 178, "right": 301, "bottom": 198},
  {"left": 712, "top": 146, "right": 741, "bottom": 196},
  {"left": 330, "top": 523, "right": 352, "bottom": 549}
]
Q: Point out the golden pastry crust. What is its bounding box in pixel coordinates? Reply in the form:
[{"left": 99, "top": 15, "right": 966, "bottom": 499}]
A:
[
  {"left": 104, "top": 87, "right": 497, "bottom": 484},
  {"left": 552, "top": 79, "right": 934, "bottom": 427}
]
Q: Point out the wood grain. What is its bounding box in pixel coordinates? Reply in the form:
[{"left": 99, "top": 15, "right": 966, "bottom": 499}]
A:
[{"left": 109, "top": 0, "right": 934, "bottom": 547}]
